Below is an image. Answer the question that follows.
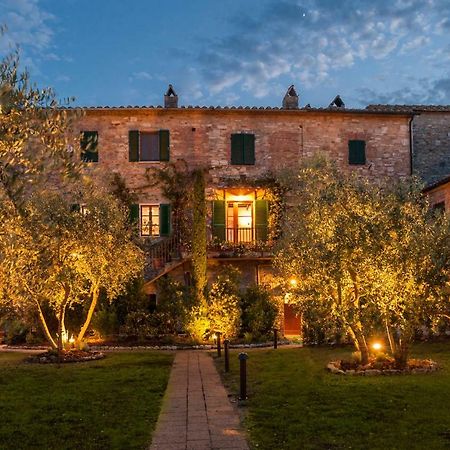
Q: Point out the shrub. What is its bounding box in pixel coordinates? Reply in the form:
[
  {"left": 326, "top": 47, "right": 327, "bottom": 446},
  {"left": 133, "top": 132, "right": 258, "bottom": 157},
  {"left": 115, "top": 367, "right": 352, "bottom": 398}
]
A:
[
  {"left": 240, "top": 285, "right": 277, "bottom": 340},
  {"left": 91, "top": 306, "right": 120, "bottom": 337},
  {"left": 207, "top": 266, "right": 241, "bottom": 339}
]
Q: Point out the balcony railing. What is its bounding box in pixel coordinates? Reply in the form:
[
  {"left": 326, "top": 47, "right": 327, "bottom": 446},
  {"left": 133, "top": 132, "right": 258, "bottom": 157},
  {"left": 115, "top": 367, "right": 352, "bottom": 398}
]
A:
[
  {"left": 225, "top": 227, "right": 266, "bottom": 243},
  {"left": 208, "top": 226, "right": 272, "bottom": 255}
]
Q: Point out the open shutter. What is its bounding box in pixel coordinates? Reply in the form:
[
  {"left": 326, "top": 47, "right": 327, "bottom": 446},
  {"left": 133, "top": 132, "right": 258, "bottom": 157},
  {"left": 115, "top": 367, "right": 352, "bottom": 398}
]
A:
[
  {"left": 129, "top": 130, "right": 140, "bottom": 162},
  {"left": 159, "top": 204, "right": 171, "bottom": 236},
  {"left": 129, "top": 204, "right": 139, "bottom": 224},
  {"left": 243, "top": 134, "right": 255, "bottom": 165},
  {"left": 231, "top": 134, "right": 244, "bottom": 165},
  {"left": 159, "top": 130, "right": 170, "bottom": 161},
  {"left": 255, "top": 200, "right": 268, "bottom": 241},
  {"left": 80, "top": 131, "right": 98, "bottom": 162},
  {"left": 212, "top": 200, "right": 226, "bottom": 241},
  {"left": 348, "top": 140, "right": 366, "bottom": 165}
]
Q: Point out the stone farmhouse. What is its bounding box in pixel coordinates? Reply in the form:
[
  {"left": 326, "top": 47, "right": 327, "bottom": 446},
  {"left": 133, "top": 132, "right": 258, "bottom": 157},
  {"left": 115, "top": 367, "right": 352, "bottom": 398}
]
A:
[{"left": 72, "top": 85, "right": 450, "bottom": 336}]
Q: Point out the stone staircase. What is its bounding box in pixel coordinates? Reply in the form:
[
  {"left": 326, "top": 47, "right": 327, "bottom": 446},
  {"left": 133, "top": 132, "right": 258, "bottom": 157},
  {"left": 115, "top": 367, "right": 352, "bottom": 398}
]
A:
[{"left": 144, "top": 232, "right": 187, "bottom": 284}]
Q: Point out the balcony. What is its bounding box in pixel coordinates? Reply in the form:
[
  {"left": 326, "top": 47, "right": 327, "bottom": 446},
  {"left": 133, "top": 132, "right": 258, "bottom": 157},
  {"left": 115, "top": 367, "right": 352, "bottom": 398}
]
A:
[{"left": 208, "top": 226, "right": 272, "bottom": 257}]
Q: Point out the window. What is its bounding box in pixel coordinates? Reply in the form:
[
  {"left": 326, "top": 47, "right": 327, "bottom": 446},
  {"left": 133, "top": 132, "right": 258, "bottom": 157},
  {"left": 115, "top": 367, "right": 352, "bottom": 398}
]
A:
[
  {"left": 131, "top": 203, "right": 171, "bottom": 237},
  {"left": 212, "top": 197, "right": 268, "bottom": 243},
  {"left": 348, "top": 140, "right": 366, "bottom": 165},
  {"left": 129, "top": 130, "right": 170, "bottom": 162},
  {"left": 80, "top": 131, "right": 98, "bottom": 162},
  {"left": 231, "top": 133, "right": 255, "bottom": 165},
  {"left": 140, "top": 205, "right": 160, "bottom": 236}
]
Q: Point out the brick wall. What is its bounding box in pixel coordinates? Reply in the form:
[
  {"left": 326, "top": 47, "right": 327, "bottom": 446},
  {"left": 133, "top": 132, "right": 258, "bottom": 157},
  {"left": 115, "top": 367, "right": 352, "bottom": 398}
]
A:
[
  {"left": 74, "top": 108, "right": 411, "bottom": 202},
  {"left": 413, "top": 113, "right": 450, "bottom": 185}
]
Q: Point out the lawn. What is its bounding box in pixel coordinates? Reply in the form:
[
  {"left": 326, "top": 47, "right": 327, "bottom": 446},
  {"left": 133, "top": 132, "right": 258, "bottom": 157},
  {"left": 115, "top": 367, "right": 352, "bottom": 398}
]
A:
[
  {"left": 0, "top": 351, "right": 174, "bottom": 450},
  {"left": 216, "top": 342, "right": 450, "bottom": 450}
]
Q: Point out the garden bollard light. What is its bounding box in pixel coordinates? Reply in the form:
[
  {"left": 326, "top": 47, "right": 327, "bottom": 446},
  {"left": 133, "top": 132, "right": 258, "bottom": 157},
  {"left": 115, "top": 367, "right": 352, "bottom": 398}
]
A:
[
  {"left": 239, "top": 352, "right": 249, "bottom": 400},
  {"left": 224, "top": 339, "right": 230, "bottom": 372},
  {"left": 273, "top": 327, "right": 278, "bottom": 349},
  {"left": 216, "top": 331, "right": 222, "bottom": 357}
]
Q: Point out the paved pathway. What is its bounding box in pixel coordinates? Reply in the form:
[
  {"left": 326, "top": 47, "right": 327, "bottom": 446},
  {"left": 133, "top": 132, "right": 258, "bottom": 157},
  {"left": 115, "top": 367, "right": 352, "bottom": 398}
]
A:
[{"left": 150, "top": 351, "right": 249, "bottom": 450}]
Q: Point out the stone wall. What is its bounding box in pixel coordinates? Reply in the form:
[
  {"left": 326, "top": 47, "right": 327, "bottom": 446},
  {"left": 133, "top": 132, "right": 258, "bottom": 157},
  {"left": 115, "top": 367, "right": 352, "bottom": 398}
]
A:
[
  {"left": 413, "top": 112, "right": 450, "bottom": 185},
  {"left": 74, "top": 108, "right": 411, "bottom": 203}
]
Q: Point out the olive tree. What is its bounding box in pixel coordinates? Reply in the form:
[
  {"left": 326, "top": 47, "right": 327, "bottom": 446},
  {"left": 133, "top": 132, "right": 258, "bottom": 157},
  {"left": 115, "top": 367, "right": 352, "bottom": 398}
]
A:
[{"left": 275, "top": 159, "right": 450, "bottom": 366}]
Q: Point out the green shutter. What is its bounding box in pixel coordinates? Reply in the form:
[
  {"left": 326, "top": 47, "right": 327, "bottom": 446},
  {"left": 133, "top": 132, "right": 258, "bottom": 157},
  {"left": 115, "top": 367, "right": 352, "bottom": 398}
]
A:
[
  {"left": 159, "top": 130, "right": 170, "bottom": 161},
  {"left": 348, "top": 140, "right": 366, "bottom": 165},
  {"left": 212, "top": 200, "right": 226, "bottom": 241},
  {"left": 231, "top": 134, "right": 244, "bottom": 165},
  {"left": 80, "top": 131, "right": 98, "bottom": 162},
  {"left": 255, "top": 200, "right": 268, "bottom": 241},
  {"left": 129, "top": 130, "right": 139, "bottom": 162},
  {"left": 71, "top": 203, "right": 81, "bottom": 213},
  {"left": 129, "top": 203, "right": 139, "bottom": 223},
  {"left": 159, "top": 204, "right": 171, "bottom": 236},
  {"left": 243, "top": 134, "right": 255, "bottom": 165}
]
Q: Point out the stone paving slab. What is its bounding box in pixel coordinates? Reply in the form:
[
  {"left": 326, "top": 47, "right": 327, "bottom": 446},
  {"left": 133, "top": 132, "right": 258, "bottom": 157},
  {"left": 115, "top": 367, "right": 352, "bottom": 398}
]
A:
[{"left": 150, "top": 351, "right": 249, "bottom": 450}]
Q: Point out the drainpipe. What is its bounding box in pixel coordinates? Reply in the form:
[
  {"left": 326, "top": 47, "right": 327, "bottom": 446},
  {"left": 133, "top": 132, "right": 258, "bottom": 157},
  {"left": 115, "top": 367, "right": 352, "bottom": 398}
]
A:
[{"left": 409, "top": 115, "right": 414, "bottom": 176}]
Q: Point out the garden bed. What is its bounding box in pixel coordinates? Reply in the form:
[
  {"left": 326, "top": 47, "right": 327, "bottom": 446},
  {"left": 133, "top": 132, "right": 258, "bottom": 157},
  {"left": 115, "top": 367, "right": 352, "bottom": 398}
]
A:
[
  {"left": 327, "top": 357, "right": 439, "bottom": 375},
  {"left": 26, "top": 349, "right": 105, "bottom": 364}
]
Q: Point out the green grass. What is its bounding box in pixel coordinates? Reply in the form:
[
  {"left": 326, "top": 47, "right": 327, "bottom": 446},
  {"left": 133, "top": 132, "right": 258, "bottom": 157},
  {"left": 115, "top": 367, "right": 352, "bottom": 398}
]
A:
[
  {"left": 216, "top": 343, "right": 450, "bottom": 450},
  {"left": 0, "top": 351, "right": 174, "bottom": 450}
]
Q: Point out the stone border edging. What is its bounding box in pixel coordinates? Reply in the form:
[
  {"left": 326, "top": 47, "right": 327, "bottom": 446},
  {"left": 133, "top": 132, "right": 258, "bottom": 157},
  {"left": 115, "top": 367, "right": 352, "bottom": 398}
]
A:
[
  {"left": 4, "top": 340, "right": 296, "bottom": 352},
  {"left": 89, "top": 340, "right": 295, "bottom": 351}
]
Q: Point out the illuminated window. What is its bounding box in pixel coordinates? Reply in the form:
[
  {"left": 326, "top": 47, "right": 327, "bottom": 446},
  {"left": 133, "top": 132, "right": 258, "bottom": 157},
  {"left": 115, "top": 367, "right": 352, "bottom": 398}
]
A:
[
  {"left": 140, "top": 205, "right": 160, "bottom": 236},
  {"left": 226, "top": 201, "right": 253, "bottom": 242}
]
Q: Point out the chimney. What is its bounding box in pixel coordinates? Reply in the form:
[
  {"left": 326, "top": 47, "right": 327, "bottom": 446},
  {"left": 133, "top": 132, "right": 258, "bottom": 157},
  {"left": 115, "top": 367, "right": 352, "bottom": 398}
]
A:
[
  {"left": 164, "top": 84, "right": 178, "bottom": 108},
  {"left": 282, "top": 85, "right": 299, "bottom": 109},
  {"left": 329, "top": 95, "right": 345, "bottom": 108}
]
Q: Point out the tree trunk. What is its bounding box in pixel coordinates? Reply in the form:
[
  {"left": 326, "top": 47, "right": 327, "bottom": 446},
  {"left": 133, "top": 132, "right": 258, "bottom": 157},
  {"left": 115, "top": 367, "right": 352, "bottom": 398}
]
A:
[
  {"left": 36, "top": 300, "right": 57, "bottom": 349},
  {"left": 394, "top": 331, "right": 410, "bottom": 369},
  {"left": 57, "top": 304, "right": 64, "bottom": 363},
  {"left": 57, "top": 288, "right": 71, "bottom": 360},
  {"left": 385, "top": 318, "right": 397, "bottom": 356},
  {"left": 349, "top": 324, "right": 369, "bottom": 365},
  {"left": 76, "top": 285, "right": 99, "bottom": 347}
]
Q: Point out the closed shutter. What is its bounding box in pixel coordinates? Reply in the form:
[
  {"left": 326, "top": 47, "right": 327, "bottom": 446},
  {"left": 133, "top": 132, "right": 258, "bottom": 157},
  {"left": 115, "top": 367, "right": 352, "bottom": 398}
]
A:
[
  {"left": 212, "top": 200, "right": 226, "bottom": 241},
  {"left": 159, "top": 130, "right": 170, "bottom": 161},
  {"left": 159, "top": 204, "right": 171, "bottom": 236},
  {"left": 129, "top": 130, "right": 140, "bottom": 162},
  {"left": 348, "top": 140, "right": 366, "bottom": 165},
  {"left": 231, "top": 134, "right": 244, "bottom": 165},
  {"left": 80, "top": 131, "right": 98, "bottom": 162},
  {"left": 243, "top": 134, "right": 255, "bottom": 165},
  {"left": 255, "top": 200, "right": 269, "bottom": 241},
  {"left": 129, "top": 204, "right": 139, "bottom": 223}
]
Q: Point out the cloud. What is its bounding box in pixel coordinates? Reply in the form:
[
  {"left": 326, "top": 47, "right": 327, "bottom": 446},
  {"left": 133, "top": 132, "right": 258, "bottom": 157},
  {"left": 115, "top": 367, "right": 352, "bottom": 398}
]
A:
[
  {"left": 358, "top": 75, "right": 450, "bottom": 105},
  {"left": 191, "top": 0, "right": 447, "bottom": 104},
  {"left": 0, "top": 0, "right": 55, "bottom": 54}
]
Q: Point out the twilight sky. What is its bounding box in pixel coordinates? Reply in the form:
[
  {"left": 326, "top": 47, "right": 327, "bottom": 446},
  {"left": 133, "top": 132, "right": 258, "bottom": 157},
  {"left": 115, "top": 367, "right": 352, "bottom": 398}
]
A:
[{"left": 1, "top": 0, "right": 450, "bottom": 108}]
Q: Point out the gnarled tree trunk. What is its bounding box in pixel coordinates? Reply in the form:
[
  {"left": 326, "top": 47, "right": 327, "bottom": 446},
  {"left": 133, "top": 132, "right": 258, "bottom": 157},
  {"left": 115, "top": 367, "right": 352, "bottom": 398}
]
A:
[{"left": 76, "top": 284, "right": 99, "bottom": 348}]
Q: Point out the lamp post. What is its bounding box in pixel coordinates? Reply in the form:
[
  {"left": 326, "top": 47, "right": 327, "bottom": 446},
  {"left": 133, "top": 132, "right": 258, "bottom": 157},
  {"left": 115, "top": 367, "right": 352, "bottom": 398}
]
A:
[
  {"left": 224, "top": 339, "right": 230, "bottom": 372},
  {"left": 239, "top": 352, "right": 249, "bottom": 400}
]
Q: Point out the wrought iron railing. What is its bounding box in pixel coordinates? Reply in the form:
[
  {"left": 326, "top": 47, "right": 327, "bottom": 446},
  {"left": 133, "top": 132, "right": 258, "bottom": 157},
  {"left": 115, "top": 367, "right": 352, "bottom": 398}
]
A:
[
  {"left": 208, "top": 226, "right": 272, "bottom": 254},
  {"left": 225, "top": 227, "right": 267, "bottom": 243},
  {"left": 145, "top": 231, "right": 182, "bottom": 275}
]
